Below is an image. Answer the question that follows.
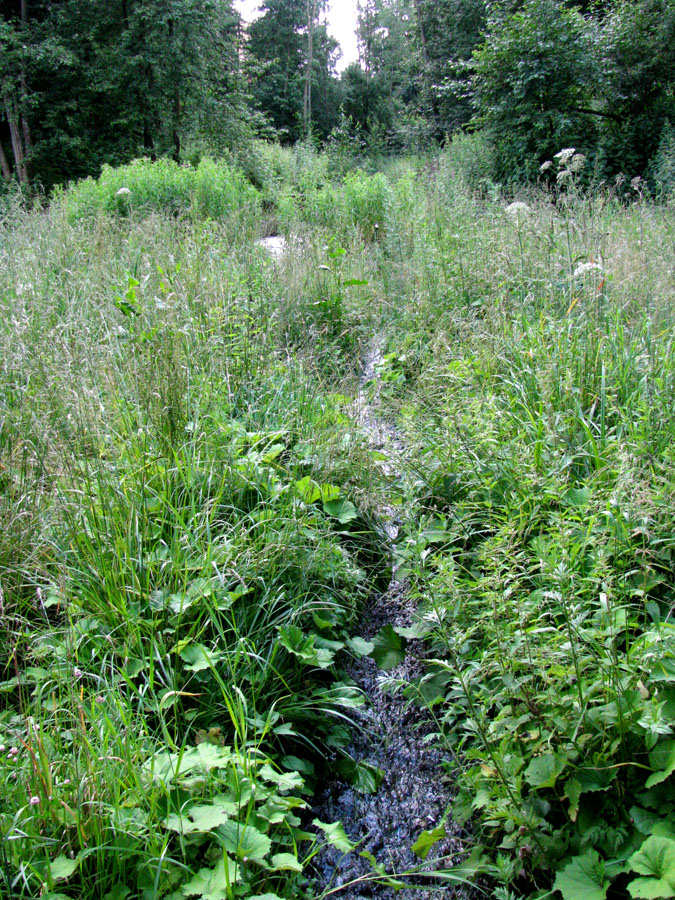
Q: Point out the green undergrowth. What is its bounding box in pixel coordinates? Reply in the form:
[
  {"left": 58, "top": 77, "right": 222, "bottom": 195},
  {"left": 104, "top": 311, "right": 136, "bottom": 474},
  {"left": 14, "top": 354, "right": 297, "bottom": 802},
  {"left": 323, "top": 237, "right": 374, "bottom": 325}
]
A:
[
  {"left": 0, "top": 200, "right": 387, "bottom": 898},
  {"left": 56, "top": 157, "right": 262, "bottom": 230},
  {"left": 2, "top": 146, "right": 675, "bottom": 900},
  {"left": 371, "top": 154, "right": 675, "bottom": 899}
]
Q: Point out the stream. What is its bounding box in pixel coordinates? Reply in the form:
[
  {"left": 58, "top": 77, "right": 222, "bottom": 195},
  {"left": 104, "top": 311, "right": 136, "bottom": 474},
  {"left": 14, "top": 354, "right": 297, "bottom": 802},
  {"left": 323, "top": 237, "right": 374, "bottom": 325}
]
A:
[
  {"left": 259, "top": 237, "right": 474, "bottom": 899},
  {"left": 310, "top": 341, "right": 474, "bottom": 899}
]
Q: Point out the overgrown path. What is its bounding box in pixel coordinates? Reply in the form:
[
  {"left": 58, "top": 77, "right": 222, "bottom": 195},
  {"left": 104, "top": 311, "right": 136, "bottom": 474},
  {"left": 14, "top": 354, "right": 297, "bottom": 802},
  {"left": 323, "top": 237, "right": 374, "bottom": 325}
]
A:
[{"left": 309, "top": 338, "right": 474, "bottom": 899}]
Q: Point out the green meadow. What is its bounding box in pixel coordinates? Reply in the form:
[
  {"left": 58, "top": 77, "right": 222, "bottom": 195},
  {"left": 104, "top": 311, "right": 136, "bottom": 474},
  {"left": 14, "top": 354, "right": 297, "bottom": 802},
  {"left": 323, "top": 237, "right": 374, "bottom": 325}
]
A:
[{"left": 2, "top": 143, "right": 675, "bottom": 900}]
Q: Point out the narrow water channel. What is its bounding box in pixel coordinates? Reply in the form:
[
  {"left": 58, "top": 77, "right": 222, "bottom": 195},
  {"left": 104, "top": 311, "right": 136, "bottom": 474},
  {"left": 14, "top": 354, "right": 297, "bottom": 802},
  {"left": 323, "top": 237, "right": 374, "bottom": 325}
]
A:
[
  {"left": 256, "top": 237, "right": 474, "bottom": 898},
  {"left": 310, "top": 340, "right": 474, "bottom": 899}
]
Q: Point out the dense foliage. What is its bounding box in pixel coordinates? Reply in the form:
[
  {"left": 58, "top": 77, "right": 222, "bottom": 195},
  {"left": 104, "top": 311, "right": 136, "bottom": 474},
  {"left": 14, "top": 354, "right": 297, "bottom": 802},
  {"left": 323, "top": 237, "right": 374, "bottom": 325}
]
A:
[
  {"left": 2, "top": 0, "right": 674, "bottom": 189},
  {"left": 2, "top": 140, "right": 675, "bottom": 899}
]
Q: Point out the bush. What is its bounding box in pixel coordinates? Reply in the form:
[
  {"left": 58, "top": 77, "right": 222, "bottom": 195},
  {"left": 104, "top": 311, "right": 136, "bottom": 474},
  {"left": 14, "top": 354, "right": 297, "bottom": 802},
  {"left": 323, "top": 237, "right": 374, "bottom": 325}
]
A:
[
  {"left": 343, "top": 171, "right": 392, "bottom": 240},
  {"left": 57, "top": 156, "right": 262, "bottom": 225},
  {"left": 648, "top": 119, "right": 675, "bottom": 199}
]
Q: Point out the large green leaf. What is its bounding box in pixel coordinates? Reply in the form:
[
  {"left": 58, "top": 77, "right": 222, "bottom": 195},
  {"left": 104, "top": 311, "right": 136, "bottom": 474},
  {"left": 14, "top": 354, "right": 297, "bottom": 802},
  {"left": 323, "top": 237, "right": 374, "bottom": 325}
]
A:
[
  {"left": 313, "top": 818, "right": 356, "bottom": 852},
  {"left": 278, "top": 625, "right": 335, "bottom": 669},
  {"left": 179, "top": 643, "right": 224, "bottom": 672},
  {"left": 347, "top": 636, "right": 375, "bottom": 656},
  {"left": 165, "top": 798, "right": 237, "bottom": 834},
  {"left": 258, "top": 763, "right": 304, "bottom": 792},
  {"left": 218, "top": 821, "right": 271, "bottom": 862},
  {"left": 553, "top": 850, "right": 609, "bottom": 900},
  {"left": 181, "top": 857, "right": 242, "bottom": 899},
  {"left": 524, "top": 752, "right": 567, "bottom": 789},
  {"left": 295, "top": 476, "right": 321, "bottom": 503},
  {"left": 270, "top": 853, "right": 303, "bottom": 872},
  {"left": 334, "top": 758, "right": 384, "bottom": 794},
  {"left": 411, "top": 824, "right": 447, "bottom": 860},
  {"left": 49, "top": 856, "right": 80, "bottom": 881},
  {"left": 370, "top": 624, "right": 407, "bottom": 670},
  {"left": 148, "top": 744, "right": 235, "bottom": 785},
  {"left": 628, "top": 836, "right": 675, "bottom": 899},
  {"left": 323, "top": 497, "right": 358, "bottom": 523},
  {"left": 646, "top": 741, "right": 675, "bottom": 789}
]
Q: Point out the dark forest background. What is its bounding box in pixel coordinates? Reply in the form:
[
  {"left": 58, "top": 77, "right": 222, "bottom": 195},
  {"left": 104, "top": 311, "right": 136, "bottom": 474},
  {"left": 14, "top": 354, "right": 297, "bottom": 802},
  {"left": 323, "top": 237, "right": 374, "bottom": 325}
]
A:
[{"left": 1, "top": 0, "right": 674, "bottom": 191}]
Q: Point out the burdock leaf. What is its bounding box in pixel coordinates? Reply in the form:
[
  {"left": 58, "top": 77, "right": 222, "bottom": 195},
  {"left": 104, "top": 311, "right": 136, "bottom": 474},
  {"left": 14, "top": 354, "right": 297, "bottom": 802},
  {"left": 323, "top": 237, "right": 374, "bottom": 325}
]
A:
[
  {"left": 553, "top": 851, "right": 609, "bottom": 900},
  {"left": 370, "top": 624, "right": 407, "bottom": 670},
  {"left": 49, "top": 855, "right": 80, "bottom": 881},
  {"left": 347, "top": 636, "right": 375, "bottom": 656}
]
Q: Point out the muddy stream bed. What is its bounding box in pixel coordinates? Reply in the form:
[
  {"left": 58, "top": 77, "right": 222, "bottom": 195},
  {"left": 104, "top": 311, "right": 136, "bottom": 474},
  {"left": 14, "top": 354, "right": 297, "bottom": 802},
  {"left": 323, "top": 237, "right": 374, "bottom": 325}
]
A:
[
  {"left": 309, "top": 341, "right": 475, "bottom": 899},
  {"left": 258, "top": 237, "right": 474, "bottom": 899}
]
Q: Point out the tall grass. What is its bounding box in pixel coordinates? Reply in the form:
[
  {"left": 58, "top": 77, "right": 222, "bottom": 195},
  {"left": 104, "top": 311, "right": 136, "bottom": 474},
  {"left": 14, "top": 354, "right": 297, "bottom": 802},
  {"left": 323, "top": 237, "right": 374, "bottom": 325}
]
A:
[
  {"left": 0, "top": 177, "right": 384, "bottom": 898},
  {"left": 372, "top": 148, "right": 675, "bottom": 898},
  {"left": 2, "top": 144, "right": 675, "bottom": 899}
]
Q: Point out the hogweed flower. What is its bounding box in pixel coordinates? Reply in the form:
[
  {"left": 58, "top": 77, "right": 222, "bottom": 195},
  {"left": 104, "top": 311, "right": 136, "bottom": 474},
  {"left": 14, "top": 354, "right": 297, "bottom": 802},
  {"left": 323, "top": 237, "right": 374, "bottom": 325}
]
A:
[
  {"left": 554, "top": 148, "right": 576, "bottom": 165},
  {"left": 573, "top": 262, "right": 603, "bottom": 278},
  {"left": 505, "top": 201, "right": 531, "bottom": 221}
]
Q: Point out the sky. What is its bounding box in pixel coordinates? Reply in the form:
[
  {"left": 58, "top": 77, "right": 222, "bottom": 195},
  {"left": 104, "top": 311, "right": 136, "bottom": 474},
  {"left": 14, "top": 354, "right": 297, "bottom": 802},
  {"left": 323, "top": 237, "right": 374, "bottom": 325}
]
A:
[{"left": 234, "top": 0, "right": 360, "bottom": 72}]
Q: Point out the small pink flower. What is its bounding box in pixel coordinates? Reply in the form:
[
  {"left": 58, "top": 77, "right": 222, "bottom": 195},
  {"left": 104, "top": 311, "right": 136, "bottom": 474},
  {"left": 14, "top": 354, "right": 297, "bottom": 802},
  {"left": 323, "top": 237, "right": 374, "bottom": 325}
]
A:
[
  {"left": 73, "top": 667, "right": 83, "bottom": 679},
  {"left": 95, "top": 695, "right": 104, "bottom": 703},
  {"left": 29, "top": 796, "right": 40, "bottom": 806}
]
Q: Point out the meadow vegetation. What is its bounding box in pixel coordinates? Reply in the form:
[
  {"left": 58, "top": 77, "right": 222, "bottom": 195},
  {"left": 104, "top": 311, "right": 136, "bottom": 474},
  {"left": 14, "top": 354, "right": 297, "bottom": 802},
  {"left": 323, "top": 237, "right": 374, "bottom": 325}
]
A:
[{"left": 1, "top": 140, "right": 675, "bottom": 900}]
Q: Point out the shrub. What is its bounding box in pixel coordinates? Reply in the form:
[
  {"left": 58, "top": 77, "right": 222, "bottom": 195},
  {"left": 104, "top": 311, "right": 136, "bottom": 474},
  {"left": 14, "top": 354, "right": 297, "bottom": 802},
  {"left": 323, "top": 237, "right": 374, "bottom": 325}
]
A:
[{"left": 57, "top": 157, "right": 261, "bottom": 225}]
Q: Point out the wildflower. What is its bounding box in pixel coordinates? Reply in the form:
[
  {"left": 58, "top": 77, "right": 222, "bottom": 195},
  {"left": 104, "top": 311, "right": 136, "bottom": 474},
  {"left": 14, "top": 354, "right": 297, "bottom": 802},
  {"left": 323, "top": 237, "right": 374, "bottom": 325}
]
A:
[
  {"left": 73, "top": 667, "right": 83, "bottom": 679},
  {"left": 554, "top": 148, "right": 576, "bottom": 165},
  {"left": 505, "top": 201, "right": 531, "bottom": 221},
  {"left": 116, "top": 187, "right": 131, "bottom": 198},
  {"left": 539, "top": 160, "right": 552, "bottom": 173},
  {"left": 95, "top": 695, "right": 104, "bottom": 703},
  {"left": 29, "top": 796, "right": 40, "bottom": 806},
  {"left": 573, "top": 262, "right": 603, "bottom": 278},
  {"left": 569, "top": 153, "right": 586, "bottom": 173}
]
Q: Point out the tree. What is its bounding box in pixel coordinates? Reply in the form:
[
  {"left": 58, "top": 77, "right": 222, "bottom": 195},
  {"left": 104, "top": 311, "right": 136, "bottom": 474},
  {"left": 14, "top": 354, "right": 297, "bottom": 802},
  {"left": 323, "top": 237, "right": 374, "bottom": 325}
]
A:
[
  {"left": 596, "top": 0, "right": 675, "bottom": 178},
  {"left": 412, "top": 0, "right": 486, "bottom": 135},
  {"left": 0, "top": 0, "right": 248, "bottom": 189},
  {"left": 246, "top": 0, "right": 338, "bottom": 141},
  {"left": 471, "top": 0, "right": 597, "bottom": 181}
]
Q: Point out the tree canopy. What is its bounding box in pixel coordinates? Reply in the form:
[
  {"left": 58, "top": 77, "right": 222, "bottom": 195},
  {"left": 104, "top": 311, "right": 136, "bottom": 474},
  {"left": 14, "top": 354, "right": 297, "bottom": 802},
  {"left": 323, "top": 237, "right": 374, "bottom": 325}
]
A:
[{"left": 1, "top": 0, "right": 674, "bottom": 189}]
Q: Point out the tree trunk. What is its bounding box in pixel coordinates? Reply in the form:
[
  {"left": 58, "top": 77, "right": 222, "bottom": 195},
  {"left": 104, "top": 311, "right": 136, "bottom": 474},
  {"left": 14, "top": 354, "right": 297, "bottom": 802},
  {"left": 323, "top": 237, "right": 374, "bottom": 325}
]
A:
[
  {"left": 413, "top": 0, "right": 429, "bottom": 65},
  {"left": 168, "top": 18, "right": 181, "bottom": 162},
  {"left": 173, "top": 84, "right": 181, "bottom": 163},
  {"left": 4, "top": 95, "right": 28, "bottom": 183},
  {"left": 19, "top": 0, "right": 33, "bottom": 177},
  {"left": 303, "top": 0, "right": 315, "bottom": 136},
  {"left": 0, "top": 140, "right": 12, "bottom": 182}
]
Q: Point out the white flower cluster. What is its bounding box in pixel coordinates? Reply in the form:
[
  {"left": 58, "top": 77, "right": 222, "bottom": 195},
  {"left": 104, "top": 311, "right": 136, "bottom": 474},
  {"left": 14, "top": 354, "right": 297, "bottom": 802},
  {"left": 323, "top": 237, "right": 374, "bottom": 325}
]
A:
[
  {"left": 505, "top": 201, "right": 531, "bottom": 221},
  {"left": 573, "top": 261, "right": 603, "bottom": 278}
]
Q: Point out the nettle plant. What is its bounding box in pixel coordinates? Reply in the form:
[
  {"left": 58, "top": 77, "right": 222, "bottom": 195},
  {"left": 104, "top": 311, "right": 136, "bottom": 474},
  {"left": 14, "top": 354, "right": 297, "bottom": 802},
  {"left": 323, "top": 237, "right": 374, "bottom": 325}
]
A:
[{"left": 397, "top": 477, "right": 675, "bottom": 899}]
